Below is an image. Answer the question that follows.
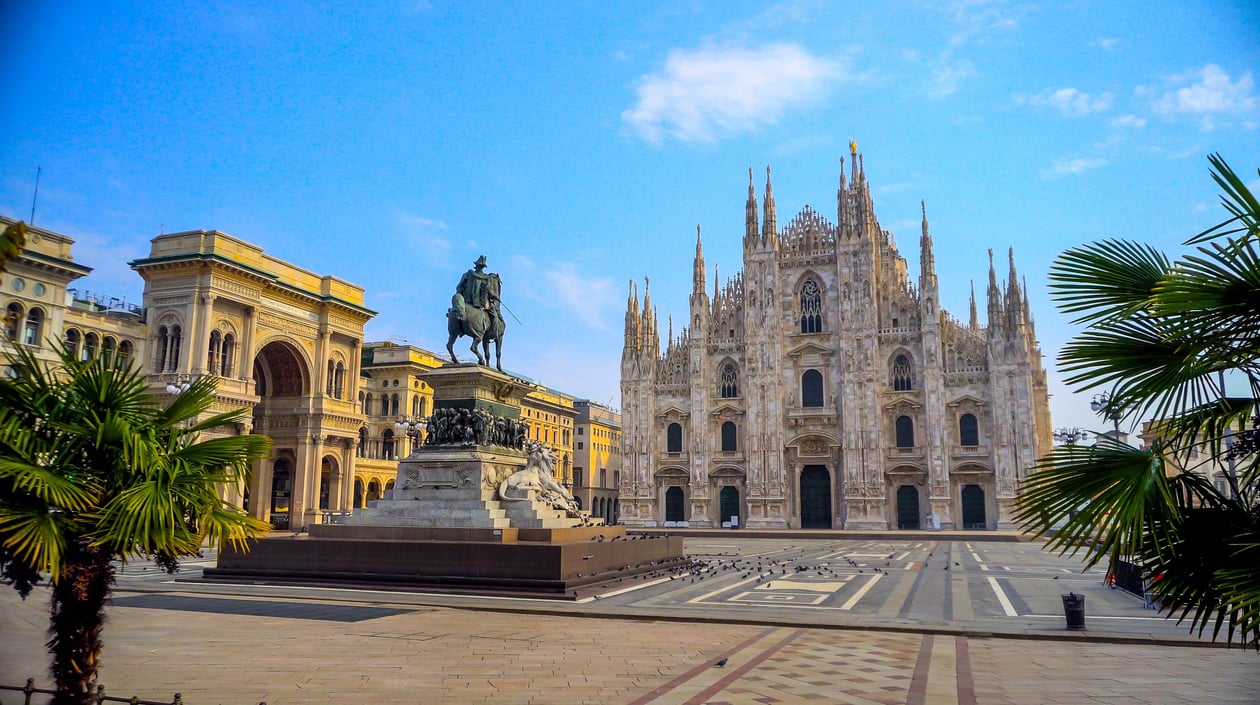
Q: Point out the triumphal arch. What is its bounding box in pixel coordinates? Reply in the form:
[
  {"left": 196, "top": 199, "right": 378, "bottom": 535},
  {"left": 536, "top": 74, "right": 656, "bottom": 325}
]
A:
[{"left": 132, "top": 229, "right": 374, "bottom": 529}]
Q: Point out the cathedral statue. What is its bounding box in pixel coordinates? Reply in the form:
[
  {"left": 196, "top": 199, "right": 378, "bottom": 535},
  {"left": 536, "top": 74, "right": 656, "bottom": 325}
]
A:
[{"left": 447, "top": 255, "right": 507, "bottom": 371}]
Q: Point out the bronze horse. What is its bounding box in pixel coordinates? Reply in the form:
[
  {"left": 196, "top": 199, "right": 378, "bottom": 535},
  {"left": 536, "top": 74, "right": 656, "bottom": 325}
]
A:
[{"left": 446, "top": 273, "right": 505, "bottom": 371}]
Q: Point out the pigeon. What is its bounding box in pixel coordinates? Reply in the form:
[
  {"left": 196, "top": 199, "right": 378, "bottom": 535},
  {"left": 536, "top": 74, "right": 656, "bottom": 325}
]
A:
[{"left": 714, "top": 658, "right": 729, "bottom": 668}]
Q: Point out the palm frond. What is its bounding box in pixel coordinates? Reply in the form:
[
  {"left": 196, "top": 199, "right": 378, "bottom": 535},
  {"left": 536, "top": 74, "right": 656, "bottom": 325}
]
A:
[{"left": 1188, "top": 154, "right": 1260, "bottom": 245}]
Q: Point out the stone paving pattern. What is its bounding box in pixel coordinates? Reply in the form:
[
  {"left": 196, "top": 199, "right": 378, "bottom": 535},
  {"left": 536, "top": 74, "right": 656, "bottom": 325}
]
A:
[{"left": 3, "top": 586, "right": 1257, "bottom": 705}]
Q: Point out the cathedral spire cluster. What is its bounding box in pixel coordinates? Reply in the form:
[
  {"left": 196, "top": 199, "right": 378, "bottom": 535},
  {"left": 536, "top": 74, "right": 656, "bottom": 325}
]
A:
[{"left": 621, "top": 148, "right": 1050, "bottom": 530}]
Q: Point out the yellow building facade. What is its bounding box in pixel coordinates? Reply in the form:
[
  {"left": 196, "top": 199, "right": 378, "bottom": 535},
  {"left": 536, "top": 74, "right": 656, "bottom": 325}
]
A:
[{"left": 573, "top": 400, "right": 622, "bottom": 524}]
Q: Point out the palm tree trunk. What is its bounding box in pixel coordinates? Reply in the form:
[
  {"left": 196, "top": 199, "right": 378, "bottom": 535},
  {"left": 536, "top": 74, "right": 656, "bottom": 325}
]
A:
[{"left": 48, "top": 540, "right": 115, "bottom": 705}]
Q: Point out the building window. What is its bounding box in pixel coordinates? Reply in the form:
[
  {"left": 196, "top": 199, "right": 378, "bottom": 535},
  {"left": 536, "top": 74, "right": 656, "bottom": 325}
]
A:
[
  {"left": 802, "top": 369, "right": 824, "bottom": 407},
  {"left": 101, "top": 336, "right": 116, "bottom": 362},
  {"left": 577, "top": 442, "right": 584, "bottom": 450},
  {"left": 896, "top": 415, "right": 915, "bottom": 448},
  {"left": 83, "top": 333, "right": 98, "bottom": 361},
  {"left": 959, "top": 413, "right": 979, "bottom": 446},
  {"left": 574, "top": 469, "right": 583, "bottom": 487},
  {"left": 719, "top": 362, "right": 739, "bottom": 398},
  {"left": 721, "top": 421, "right": 737, "bottom": 452},
  {"left": 168, "top": 326, "right": 182, "bottom": 371},
  {"left": 380, "top": 396, "right": 390, "bottom": 416},
  {"left": 667, "top": 422, "right": 683, "bottom": 453},
  {"left": 22, "top": 307, "right": 42, "bottom": 346},
  {"left": 209, "top": 332, "right": 223, "bottom": 375},
  {"left": 3, "top": 303, "right": 21, "bottom": 341},
  {"left": 800, "top": 279, "right": 823, "bottom": 333},
  {"left": 118, "top": 340, "right": 133, "bottom": 362},
  {"left": 154, "top": 326, "right": 167, "bottom": 371},
  {"left": 383, "top": 429, "right": 395, "bottom": 460},
  {"left": 221, "top": 334, "right": 235, "bottom": 376},
  {"left": 578, "top": 428, "right": 584, "bottom": 435},
  {"left": 365, "top": 393, "right": 374, "bottom": 417},
  {"left": 391, "top": 393, "right": 400, "bottom": 416},
  {"left": 892, "top": 354, "right": 913, "bottom": 391},
  {"left": 326, "top": 359, "right": 335, "bottom": 395},
  {"left": 358, "top": 427, "right": 367, "bottom": 456}
]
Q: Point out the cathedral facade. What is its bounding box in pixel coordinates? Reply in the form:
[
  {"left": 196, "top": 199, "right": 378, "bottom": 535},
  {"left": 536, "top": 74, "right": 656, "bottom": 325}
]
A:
[{"left": 619, "top": 150, "right": 1052, "bottom": 530}]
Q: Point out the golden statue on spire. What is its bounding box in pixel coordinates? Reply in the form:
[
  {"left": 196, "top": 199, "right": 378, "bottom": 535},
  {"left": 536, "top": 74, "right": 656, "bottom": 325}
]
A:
[{"left": 849, "top": 139, "right": 858, "bottom": 156}]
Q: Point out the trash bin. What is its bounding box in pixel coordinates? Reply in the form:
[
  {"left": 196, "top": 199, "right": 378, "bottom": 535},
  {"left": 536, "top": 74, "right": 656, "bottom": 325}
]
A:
[{"left": 1061, "top": 592, "right": 1086, "bottom": 631}]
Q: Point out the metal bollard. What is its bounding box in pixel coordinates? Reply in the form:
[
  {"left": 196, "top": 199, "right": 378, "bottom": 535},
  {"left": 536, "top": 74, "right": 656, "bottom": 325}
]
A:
[{"left": 1061, "top": 592, "right": 1086, "bottom": 630}]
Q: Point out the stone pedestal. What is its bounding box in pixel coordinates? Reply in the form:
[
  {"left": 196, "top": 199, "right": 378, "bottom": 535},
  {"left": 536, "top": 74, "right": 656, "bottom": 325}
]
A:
[{"left": 207, "top": 363, "right": 688, "bottom": 597}]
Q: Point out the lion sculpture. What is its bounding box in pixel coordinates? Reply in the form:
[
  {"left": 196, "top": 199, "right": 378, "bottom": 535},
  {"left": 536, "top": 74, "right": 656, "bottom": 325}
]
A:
[{"left": 498, "top": 442, "right": 582, "bottom": 517}]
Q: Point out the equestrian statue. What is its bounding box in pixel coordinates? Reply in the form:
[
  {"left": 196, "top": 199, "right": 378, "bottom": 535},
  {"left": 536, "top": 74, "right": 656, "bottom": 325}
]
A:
[{"left": 447, "top": 255, "right": 506, "bottom": 371}]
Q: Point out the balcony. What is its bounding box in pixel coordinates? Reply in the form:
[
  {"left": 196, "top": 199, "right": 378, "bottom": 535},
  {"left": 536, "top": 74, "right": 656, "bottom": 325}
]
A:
[
  {"left": 888, "top": 445, "right": 925, "bottom": 460},
  {"left": 952, "top": 445, "right": 990, "bottom": 458}
]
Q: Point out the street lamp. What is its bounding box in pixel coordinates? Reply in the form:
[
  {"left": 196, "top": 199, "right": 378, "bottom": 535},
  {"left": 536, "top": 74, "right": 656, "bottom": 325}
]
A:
[
  {"left": 1054, "top": 428, "right": 1090, "bottom": 446},
  {"left": 1090, "top": 392, "right": 1121, "bottom": 436},
  {"left": 395, "top": 416, "right": 424, "bottom": 457}
]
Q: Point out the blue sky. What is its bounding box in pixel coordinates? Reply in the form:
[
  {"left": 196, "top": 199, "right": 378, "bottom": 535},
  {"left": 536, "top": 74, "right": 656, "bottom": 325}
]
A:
[{"left": 2, "top": 1, "right": 1257, "bottom": 435}]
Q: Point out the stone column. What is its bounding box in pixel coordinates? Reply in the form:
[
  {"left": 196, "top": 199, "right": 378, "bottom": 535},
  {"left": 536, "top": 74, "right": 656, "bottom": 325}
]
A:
[
  {"left": 192, "top": 292, "right": 214, "bottom": 374},
  {"left": 241, "top": 306, "right": 258, "bottom": 385}
]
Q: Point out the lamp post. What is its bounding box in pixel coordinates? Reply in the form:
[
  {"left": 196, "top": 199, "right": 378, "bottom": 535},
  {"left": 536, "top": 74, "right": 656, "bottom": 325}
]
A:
[
  {"left": 1090, "top": 392, "right": 1121, "bottom": 437},
  {"left": 395, "top": 416, "right": 424, "bottom": 458},
  {"left": 165, "top": 375, "right": 193, "bottom": 395},
  {"left": 1054, "top": 428, "right": 1090, "bottom": 446}
]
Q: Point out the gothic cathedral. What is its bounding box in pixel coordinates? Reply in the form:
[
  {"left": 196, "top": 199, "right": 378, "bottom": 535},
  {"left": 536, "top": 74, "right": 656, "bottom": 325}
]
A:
[{"left": 619, "top": 149, "right": 1052, "bottom": 530}]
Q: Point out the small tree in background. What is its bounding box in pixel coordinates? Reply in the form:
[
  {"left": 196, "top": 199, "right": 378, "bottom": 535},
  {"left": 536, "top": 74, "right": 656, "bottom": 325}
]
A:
[
  {"left": 0, "top": 344, "right": 272, "bottom": 704},
  {"left": 1016, "top": 154, "right": 1260, "bottom": 650}
]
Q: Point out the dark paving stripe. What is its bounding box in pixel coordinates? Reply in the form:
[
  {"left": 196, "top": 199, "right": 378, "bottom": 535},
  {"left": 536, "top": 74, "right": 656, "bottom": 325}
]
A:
[
  {"left": 996, "top": 577, "right": 1033, "bottom": 616},
  {"left": 906, "top": 634, "right": 933, "bottom": 705},
  {"left": 956, "top": 636, "right": 977, "bottom": 705},
  {"left": 109, "top": 594, "right": 412, "bottom": 623}
]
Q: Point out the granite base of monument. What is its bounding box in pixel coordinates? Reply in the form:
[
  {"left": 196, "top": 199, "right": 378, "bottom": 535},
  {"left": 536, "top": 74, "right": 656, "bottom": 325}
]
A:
[{"left": 203, "top": 524, "right": 685, "bottom": 597}]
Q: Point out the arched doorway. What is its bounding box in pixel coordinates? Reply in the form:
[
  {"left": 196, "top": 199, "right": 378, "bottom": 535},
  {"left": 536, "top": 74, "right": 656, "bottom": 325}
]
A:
[
  {"left": 799, "top": 466, "right": 832, "bottom": 528},
  {"left": 719, "top": 486, "right": 740, "bottom": 527},
  {"left": 896, "top": 485, "right": 920, "bottom": 529},
  {"left": 354, "top": 478, "right": 364, "bottom": 508},
  {"left": 319, "top": 458, "right": 332, "bottom": 511},
  {"left": 665, "top": 486, "right": 685, "bottom": 522},
  {"left": 961, "top": 484, "right": 986, "bottom": 529},
  {"left": 270, "top": 459, "right": 292, "bottom": 529}
]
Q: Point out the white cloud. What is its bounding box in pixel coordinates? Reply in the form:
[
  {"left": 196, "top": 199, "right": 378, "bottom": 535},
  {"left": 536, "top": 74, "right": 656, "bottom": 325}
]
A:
[
  {"left": 928, "top": 53, "right": 977, "bottom": 98},
  {"left": 1109, "top": 114, "right": 1146, "bottom": 129},
  {"left": 1093, "top": 38, "right": 1119, "bottom": 50},
  {"left": 622, "top": 43, "right": 846, "bottom": 144},
  {"left": 1023, "top": 88, "right": 1113, "bottom": 117},
  {"left": 542, "top": 262, "right": 617, "bottom": 330},
  {"left": 1041, "top": 157, "right": 1107, "bottom": 179},
  {"left": 946, "top": 0, "right": 1020, "bottom": 46},
  {"left": 1150, "top": 65, "right": 1257, "bottom": 127},
  {"left": 399, "top": 213, "right": 448, "bottom": 230}
]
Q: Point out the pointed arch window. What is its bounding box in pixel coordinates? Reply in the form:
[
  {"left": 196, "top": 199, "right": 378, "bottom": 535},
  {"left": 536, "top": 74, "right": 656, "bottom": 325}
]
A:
[
  {"left": 959, "top": 413, "right": 979, "bottom": 446},
  {"left": 718, "top": 362, "right": 739, "bottom": 398},
  {"left": 892, "top": 354, "right": 913, "bottom": 391},
  {"left": 895, "top": 415, "right": 915, "bottom": 448},
  {"left": 801, "top": 369, "right": 824, "bottom": 407},
  {"left": 800, "top": 279, "right": 823, "bottom": 333},
  {"left": 390, "top": 393, "right": 400, "bottom": 416},
  {"left": 333, "top": 361, "right": 345, "bottom": 398},
  {"left": 666, "top": 422, "right": 683, "bottom": 453},
  {"left": 326, "top": 359, "right": 336, "bottom": 395}
]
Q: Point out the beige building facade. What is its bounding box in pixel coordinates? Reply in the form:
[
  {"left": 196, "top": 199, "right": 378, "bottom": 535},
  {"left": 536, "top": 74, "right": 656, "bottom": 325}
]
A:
[{"left": 620, "top": 153, "right": 1052, "bottom": 530}]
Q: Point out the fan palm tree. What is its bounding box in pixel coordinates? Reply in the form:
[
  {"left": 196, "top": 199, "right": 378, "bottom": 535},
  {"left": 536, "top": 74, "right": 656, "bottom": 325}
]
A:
[
  {"left": 0, "top": 344, "right": 272, "bottom": 704},
  {"left": 1016, "top": 154, "right": 1260, "bottom": 650}
]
